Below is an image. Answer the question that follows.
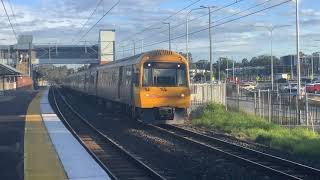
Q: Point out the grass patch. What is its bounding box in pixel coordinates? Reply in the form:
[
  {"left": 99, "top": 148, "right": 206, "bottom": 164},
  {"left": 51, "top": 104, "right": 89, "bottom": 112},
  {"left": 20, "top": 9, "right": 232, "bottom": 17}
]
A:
[{"left": 192, "top": 103, "right": 320, "bottom": 157}]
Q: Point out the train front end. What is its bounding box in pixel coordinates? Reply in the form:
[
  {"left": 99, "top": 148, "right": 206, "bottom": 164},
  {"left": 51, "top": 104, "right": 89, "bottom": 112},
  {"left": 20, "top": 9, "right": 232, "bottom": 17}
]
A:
[{"left": 135, "top": 50, "right": 190, "bottom": 124}]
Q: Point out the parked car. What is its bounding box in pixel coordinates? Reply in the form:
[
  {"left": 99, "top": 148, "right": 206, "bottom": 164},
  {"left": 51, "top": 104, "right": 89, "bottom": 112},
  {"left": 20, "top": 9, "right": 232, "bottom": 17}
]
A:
[
  {"left": 306, "top": 83, "right": 320, "bottom": 94},
  {"left": 240, "top": 83, "right": 256, "bottom": 91}
]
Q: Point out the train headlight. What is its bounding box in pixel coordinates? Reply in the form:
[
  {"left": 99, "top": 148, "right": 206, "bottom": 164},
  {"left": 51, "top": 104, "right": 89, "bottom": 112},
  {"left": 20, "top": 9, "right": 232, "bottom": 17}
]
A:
[
  {"left": 181, "top": 94, "right": 185, "bottom": 98},
  {"left": 146, "top": 93, "right": 150, "bottom": 97}
]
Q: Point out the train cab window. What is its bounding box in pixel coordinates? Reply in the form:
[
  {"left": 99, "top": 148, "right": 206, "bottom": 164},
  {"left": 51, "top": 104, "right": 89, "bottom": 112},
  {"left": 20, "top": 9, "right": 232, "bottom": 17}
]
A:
[
  {"left": 143, "top": 62, "right": 187, "bottom": 87},
  {"left": 177, "top": 68, "right": 187, "bottom": 86},
  {"left": 143, "top": 68, "right": 152, "bottom": 86}
]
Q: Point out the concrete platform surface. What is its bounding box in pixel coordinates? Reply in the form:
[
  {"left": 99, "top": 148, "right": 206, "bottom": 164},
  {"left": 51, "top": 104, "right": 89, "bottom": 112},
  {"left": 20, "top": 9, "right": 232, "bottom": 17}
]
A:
[
  {"left": 40, "top": 90, "right": 111, "bottom": 180},
  {"left": 0, "top": 89, "right": 37, "bottom": 180},
  {"left": 24, "top": 91, "right": 67, "bottom": 180}
]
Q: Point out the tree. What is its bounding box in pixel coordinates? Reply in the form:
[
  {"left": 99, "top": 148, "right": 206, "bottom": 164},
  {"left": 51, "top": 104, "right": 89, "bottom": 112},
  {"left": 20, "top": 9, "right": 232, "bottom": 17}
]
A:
[
  {"left": 194, "top": 60, "right": 209, "bottom": 70},
  {"left": 242, "top": 58, "right": 249, "bottom": 67},
  {"left": 34, "top": 65, "right": 75, "bottom": 83},
  {"left": 249, "top": 55, "right": 280, "bottom": 67}
]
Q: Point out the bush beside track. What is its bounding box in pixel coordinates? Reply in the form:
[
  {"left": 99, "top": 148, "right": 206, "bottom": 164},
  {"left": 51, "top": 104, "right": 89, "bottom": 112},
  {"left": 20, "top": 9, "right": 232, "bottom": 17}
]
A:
[{"left": 192, "top": 103, "right": 320, "bottom": 157}]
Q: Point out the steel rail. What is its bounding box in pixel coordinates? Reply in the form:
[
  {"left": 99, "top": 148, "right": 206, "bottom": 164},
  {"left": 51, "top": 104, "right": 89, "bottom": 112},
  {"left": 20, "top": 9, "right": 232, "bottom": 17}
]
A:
[
  {"left": 150, "top": 124, "right": 319, "bottom": 180},
  {"left": 52, "top": 87, "right": 166, "bottom": 180}
]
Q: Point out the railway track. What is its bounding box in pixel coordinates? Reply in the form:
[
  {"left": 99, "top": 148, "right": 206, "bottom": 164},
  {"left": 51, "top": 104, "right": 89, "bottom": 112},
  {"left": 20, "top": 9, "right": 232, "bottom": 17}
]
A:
[
  {"left": 152, "top": 124, "right": 320, "bottom": 180},
  {"left": 51, "top": 87, "right": 166, "bottom": 180}
]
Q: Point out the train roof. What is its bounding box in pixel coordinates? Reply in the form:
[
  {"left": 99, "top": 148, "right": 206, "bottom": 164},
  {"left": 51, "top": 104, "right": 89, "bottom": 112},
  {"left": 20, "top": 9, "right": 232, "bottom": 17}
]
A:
[
  {"left": 98, "top": 49, "right": 180, "bottom": 69},
  {"left": 67, "top": 50, "right": 184, "bottom": 77}
]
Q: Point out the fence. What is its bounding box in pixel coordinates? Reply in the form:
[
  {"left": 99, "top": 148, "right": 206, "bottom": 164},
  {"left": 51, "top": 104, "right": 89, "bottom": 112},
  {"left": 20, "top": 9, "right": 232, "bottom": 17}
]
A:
[
  {"left": 226, "top": 84, "right": 320, "bottom": 130},
  {"left": 189, "top": 83, "right": 226, "bottom": 112}
]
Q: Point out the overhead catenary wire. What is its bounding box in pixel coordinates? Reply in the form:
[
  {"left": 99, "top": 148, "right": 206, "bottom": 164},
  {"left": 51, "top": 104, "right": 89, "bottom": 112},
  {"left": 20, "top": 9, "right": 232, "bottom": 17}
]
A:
[
  {"left": 121, "top": 0, "right": 271, "bottom": 50},
  {"left": 118, "top": 0, "right": 202, "bottom": 44},
  {"left": 7, "top": 0, "right": 19, "bottom": 34},
  {"left": 73, "top": 0, "right": 104, "bottom": 43},
  {"left": 1, "top": 0, "right": 17, "bottom": 41},
  {"left": 119, "top": 0, "right": 291, "bottom": 53},
  {"left": 77, "top": 0, "right": 120, "bottom": 43},
  {"left": 124, "top": 0, "right": 246, "bottom": 46}
]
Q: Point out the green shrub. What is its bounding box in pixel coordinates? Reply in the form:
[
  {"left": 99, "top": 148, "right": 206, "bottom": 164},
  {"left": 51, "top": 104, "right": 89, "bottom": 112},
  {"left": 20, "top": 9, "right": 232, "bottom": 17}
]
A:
[{"left": 192, "top": 103, "right": 320, "bottom": 157}]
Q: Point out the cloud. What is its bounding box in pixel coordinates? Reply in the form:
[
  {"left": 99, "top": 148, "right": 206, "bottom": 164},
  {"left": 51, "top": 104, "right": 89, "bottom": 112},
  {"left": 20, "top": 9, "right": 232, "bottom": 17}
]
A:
[{"left": 0, "top": 0, "right": 318, "bottom": 61}]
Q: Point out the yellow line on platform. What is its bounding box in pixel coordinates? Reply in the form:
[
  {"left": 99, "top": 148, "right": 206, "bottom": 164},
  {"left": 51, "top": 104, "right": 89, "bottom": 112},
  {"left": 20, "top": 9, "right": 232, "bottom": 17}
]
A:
[{"left": 24, "top": 91, "right": 67, "bottom": 180}]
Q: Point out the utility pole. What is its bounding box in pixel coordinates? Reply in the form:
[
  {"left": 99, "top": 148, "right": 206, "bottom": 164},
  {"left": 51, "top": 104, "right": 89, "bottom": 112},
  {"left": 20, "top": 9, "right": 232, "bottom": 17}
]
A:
[
  {"left": 186, "top": 5, "right": 215, "bottom": 82},
  {"left": 296, "top": 0, "right": 301, "bottom": 98},
  {"left": 255, "top": 24, "right": 291, "bottom": 91},
  {"left": 186, "top": 7, "right": 206, "bottom": 62},
  {"left": 311, "top": 55, "right": 314, "bottom": 80},
  {"left": 163, "top": 22, "right": 171, "bottom": 50},
  {"left": 203, "top": 6, "right": 214, "bottom": 83},
  {"left": 218, "top": 57, "right": 221, "bottom": 81},
  {"left": 291, "top": 55, "right": 294, "bottom": 79},
  {"left": 271, "top": 30, "right": 273, "bottom": 90},
  {"left": 226, "top": 57, "right": 229, "bottom": 79},
  {"left": 48, "top": 45, "right": 51, "bottom": 63},
  {"left": 141, "top": 39, "right": 144, "bottom": 53},
  {"left": 233, "top": 60, "right": 235, "bottom": 81}
]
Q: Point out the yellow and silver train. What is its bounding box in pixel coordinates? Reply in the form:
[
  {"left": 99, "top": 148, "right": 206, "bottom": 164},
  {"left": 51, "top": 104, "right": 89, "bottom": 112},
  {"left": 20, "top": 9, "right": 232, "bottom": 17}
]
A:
[{"left": 63, "top": 50, "right": 190, "bottom": 124}]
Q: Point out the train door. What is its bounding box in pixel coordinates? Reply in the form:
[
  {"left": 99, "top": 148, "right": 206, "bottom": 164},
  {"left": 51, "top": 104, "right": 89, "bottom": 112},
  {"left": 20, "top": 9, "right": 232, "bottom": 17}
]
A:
[{"left": 118, "top": 66, "right": 123, "bottom": 100}]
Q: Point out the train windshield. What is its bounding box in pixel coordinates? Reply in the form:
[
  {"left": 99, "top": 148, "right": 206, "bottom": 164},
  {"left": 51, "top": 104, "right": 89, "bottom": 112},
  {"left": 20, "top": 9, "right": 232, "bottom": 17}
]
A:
[{"left": 143, "top": 62, "right": 187, "bottom": 87}]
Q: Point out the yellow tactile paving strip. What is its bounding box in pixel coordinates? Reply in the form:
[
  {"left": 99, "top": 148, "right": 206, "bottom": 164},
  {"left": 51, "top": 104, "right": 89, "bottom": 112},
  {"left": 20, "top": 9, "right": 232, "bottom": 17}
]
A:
[{"left": 24, "top": 91, "right": 67, "bottom": 180}]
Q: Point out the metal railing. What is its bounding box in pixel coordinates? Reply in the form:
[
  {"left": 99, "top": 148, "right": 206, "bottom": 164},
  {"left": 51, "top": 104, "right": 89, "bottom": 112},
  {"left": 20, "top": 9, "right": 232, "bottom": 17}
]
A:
[{"left": 226, "top": 84, "right": 320, "bottom": 131}]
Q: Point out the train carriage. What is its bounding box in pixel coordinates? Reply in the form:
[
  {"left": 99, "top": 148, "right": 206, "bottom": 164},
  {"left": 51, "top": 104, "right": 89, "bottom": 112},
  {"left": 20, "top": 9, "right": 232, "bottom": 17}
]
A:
[{"left": 63, "top": 50, "right": 190, "bottom": 124}]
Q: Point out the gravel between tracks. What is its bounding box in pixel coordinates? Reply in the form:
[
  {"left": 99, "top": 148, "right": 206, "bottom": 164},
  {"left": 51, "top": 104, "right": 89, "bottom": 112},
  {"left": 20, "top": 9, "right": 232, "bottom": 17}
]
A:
[{"left": 53, "top": 88, "right": 288, "bottom": 180}]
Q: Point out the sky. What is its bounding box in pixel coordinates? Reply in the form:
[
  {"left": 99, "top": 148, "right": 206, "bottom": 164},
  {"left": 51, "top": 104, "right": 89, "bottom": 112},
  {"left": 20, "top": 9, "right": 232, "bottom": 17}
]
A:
[{"left": 0, "top": 0, "right": 319, "bottom": 62}]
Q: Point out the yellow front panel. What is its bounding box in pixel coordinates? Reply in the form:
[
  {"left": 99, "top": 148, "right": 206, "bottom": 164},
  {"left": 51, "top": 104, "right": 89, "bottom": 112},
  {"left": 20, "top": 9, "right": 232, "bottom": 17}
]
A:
[{"left": 137, "top": 87, "right": 190, "bottom": 108}]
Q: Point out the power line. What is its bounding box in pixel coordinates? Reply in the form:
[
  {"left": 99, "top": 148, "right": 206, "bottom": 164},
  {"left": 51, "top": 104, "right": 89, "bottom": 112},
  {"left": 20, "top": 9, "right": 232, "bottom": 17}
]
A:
[
  {"left": 77, "top": 0, "right": 120, "bottom": 43},
  {"left": 133, "top": 0, "right": 247, "bottom": 47},
  {"left": 182, "top": 0, "right": 274, "bottom": 38},
  {"left": 118, "top": 0, "right": 202, "bottom": 43},
  {"left": 74, "top": 0, "right": 104, "bottom": 42},
  {"left": 7, "top": 0, "right": 19, "bottom": 34},
  {"left": 1, "top": 0, "right": 17, "bottom": 41},
  {"left": 119, "top": 0, "right": 291, "bottom": 53},
  {"left": 123, "top": 0, "right": 272, "bottom": 48}
]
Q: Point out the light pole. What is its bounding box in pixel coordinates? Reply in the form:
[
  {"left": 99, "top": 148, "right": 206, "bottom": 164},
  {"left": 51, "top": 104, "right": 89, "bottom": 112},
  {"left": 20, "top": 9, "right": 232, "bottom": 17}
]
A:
[
  {"left": 141, "top": 39, "right": 144, "bottom": 53},
  {"left": 186, "top": 7, "right": 209, "bottom": 62},
  {"left": 200, "top": 5, "right": 216, "bottom": 82},
  {"left": 256, "top": 24, "right": 291, "bottom": 91},
  {"left": 226, "top": 57, "right": 229, "bottom": 79},
  {"left": 162, "top": 22, "right": 171, "bottom": 50},
  {"left": 232, "top": 59, "right": 235, "bottom": 81},
  {"left": 296, "top": 0, "right": 301, "bottom": 98}
]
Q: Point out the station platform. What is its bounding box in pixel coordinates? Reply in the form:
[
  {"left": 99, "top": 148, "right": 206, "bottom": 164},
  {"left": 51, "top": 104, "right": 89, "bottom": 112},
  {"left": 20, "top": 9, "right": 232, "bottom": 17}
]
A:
[{"left": 0, "top": 89, "right": 110, "bottom": 180}]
